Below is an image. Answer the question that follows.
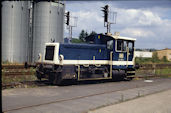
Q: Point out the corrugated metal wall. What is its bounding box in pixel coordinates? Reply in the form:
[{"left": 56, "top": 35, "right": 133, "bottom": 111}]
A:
[{"left": 2, "top": 1, "right": 30, "bottom": 63}]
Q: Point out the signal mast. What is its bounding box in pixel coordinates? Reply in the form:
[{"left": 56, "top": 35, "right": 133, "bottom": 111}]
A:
[
  {"left": 101, "top": 5, "right": 117, "bottom": 34},
  {"left": 65, "top": 11, "right": 78, "bottom": 40}
]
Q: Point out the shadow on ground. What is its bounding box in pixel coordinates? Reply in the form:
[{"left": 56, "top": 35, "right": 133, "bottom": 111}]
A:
[{"left": 35, "top": 78, "right": 129, "bottom": 87}]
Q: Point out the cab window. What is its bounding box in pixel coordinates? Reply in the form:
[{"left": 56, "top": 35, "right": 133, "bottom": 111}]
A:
[
  {"left": 117, "top": 40, "right": 122, "bottom": 51},
  {"left": 128, "top": 41, "right": 133, "bottom": 52},
  {"left": 107, "top": 40, "right": 113, "bottom": 50},
  {"left": 123, "top": 41, "right": 127, "bottom": 51},
  {"left": 116, "top": 40, "right": 127, "bottom": 52}
]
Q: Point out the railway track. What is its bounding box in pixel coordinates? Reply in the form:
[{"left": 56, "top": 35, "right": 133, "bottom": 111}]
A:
[
  {"left": 2, "top": 63, "right": 170, "bottom": 89},
  {"left": 2, "top": 64, "right": 36, "bottom": 89},
  {"left": 2, "top": 80, "right": 51, "bottom": 89},
  {"left": 2, "top": 64, "right": 25, "bottom": 69},
  {"left": 2, "top": 75, "right": 161, "bottom": 90},
  {"left": 2, "top": 81, "right": 33, "bottom": 89},
  {"left": 2, "top": 64, "right": 34, "bottom": 76}
]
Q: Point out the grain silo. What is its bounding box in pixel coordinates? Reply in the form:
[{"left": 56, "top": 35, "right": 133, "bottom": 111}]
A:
[
  {"left": 32, "top": 1, "right": 65, "bottom": 62},
  {"left": 1, "top": 1, "right": 30, "bottom": 63}
]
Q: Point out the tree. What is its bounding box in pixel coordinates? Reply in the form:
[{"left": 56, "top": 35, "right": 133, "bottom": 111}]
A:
[
  {"left": 85, "top": 31, "right": 88, "bottom": 38},
  {"left": 79, "top": 30, "right": 85, "bottom": 41},
  {"left": 89, "top": 31, "right": 97, "bottom": 36},
  {"left": 152, "top": 52, "right": 159, "bottom": 63},
  {"left": 79, "top": 30, "right": 89, "bottom": 42},
  {"left": 162, "top": 56, "right": 168, "bottom": 62}
]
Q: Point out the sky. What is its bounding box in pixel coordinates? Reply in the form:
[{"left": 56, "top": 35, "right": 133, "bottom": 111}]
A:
[{"left": 64, "top": 0, "right": 171, "bottom": 49}]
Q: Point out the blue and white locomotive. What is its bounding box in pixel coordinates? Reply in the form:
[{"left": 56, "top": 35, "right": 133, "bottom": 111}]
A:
[{"left": 36, "top": 33, "right": 136, "bottom": 85}]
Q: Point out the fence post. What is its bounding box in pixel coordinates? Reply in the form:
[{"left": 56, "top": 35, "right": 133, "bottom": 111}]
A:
[{"left": 153, "top": 64, "right": 156, "bottom": 76}]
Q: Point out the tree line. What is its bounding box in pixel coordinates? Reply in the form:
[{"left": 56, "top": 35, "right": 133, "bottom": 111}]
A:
[{"left": 71, "top": 30, "right": 97, "bottom": 43}]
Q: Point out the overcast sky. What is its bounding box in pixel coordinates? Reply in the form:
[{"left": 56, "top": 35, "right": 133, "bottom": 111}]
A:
[{"left": 64, "top": 1, "right": 171, "bottom": 49}]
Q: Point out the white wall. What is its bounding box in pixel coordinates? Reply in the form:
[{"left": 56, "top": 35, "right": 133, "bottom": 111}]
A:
[{"left": 135, "top": 51, "right": 153, "bottom": 58}]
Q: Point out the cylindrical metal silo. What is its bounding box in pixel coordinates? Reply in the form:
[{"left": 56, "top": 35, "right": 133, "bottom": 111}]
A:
[
  {"left": 32, "top": 1, "right": 65, "bottom": 62},
  {"left": 1, "top": 1, "right": 30, "bottom": 63}
]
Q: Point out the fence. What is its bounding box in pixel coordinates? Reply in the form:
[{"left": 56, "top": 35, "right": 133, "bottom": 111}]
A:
[{"left": 135, "top": 64, "right": 171, "bottom": 78}]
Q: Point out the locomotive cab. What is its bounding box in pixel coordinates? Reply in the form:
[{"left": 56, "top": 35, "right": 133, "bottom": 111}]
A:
[
  {"left": 106, "top": 34, "right": 136, "bottom": 80},
  {"left": 36, "top": 33, "right": 136, "bottom": 85}
]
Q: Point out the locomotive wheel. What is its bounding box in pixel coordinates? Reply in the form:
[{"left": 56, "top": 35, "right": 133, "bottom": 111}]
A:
[
  {"left": 112, "top": 70, "right": 125, "bottom": 81},
  {"left": 36, "top": 71, "right": 42, "bottom": 81},
  {"left": 48, "top": 72, "right": 64, "bottom": 85},
  {"left": 48, "top": 73, "right": 55, "bottom": 84},
  {"left": 36, "top": 64, "right": 43, "bottom": 81},
  {"left": 53, "top": 72, "right": 63, "bottom": 85}
]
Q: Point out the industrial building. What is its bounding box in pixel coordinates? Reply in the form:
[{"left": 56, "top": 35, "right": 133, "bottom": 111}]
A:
[
  {"left": 155, "top": 48, "right": 171, "bottom": 61},
  {"left": 134, "top": 51, "right": 153, "bottom": 58},
  {"left": 1, "top": 1, "right": 65, "bottom": 63}
]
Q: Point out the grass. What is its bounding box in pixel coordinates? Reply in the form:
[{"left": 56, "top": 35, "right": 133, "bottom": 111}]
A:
[
  {"left": 135, "top": 54, "right": 171, "bottom": 78},
  {"left": 155, "top": 68, "right": 171, "bottom": 75}
]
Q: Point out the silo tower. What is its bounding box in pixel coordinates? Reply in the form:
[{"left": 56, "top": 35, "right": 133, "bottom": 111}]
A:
[
  {"left": 32, "top": 1, "right": 65, "bottom": 62},
  {"left": 2, "top": 1, "right": 30, "bottom": 63}
]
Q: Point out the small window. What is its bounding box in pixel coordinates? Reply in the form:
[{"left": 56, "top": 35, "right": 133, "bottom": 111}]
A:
[
  {"left": 45, "top": 46, "right": 55, "bottom": 60},
  {"left": 107, "top": 40, "right": 113, "bottom": 50},
  {"left": 123, "top": 41, "right": 127, "bottom": 51},
  {"left": 116, "top": 40, "right": 127, "bottom": 51},
  {"left": 128, "top": 41, "right": 133, "bottom": 52},
  {"left": 117, "top": 40, "right": 122, "bottom": 51}
]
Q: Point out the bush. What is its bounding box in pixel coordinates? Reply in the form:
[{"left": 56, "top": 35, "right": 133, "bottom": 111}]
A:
[
  {"left": 71, "top": 38, "right": 85, "bottom": 43},
  {"left": 152, "top": 52, "right": 160, "bottom": 63},
  {"left": 135, "top": 57, "right": 153, "bottom": 64},
  {"left": 162, "top": 56, "right": 168, "bottom": 62}
]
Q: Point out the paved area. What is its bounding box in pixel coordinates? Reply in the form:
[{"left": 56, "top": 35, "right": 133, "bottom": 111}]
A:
[
  {"left": 89, "top": 89, "right": 171, "bottom": 113},
  {"left": 2, "top": 78, "right": 171, "bottom": 113}
]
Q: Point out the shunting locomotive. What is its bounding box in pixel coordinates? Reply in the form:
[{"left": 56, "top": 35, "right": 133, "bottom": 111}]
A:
[
  {"left": 33, "top": 5, "right": 138, "bottom": 85},
  {"left": 35, "top": 32, "right": 136, "bottom": 85}
]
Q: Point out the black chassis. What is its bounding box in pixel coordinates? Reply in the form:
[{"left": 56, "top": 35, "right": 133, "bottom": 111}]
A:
[{"left": 36, "top": 63, "right": 136, "bottom": 84}]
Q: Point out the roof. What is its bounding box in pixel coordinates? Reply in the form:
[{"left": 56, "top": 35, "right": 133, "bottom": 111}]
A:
[
  {"left": 156, "top": 48, "right": 171, "bottom": 51},
  {"left": 107, "top": 34, "right": 136, "bottom": 41},
  {"left": 85, "top": 33, "right": 136, "bottom": 44}
]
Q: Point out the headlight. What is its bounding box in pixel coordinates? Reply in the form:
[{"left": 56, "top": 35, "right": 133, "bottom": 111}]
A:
[{"left": 59, "top": 55, "right": 64, "bottom": 61}]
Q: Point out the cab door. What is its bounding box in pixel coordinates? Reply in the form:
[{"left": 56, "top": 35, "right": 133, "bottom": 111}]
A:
[
  {"left": 114, "top": 40, "right": 127, "bottom": 61},
  {"left": 113, "top": 39, "right": 128, "bottom": 69},
  {"left": 127, "top": 41, "right": 134, "bottom": 61},
  {"left": 107, "top": 40, "right": 114, "bottom": 78}
]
